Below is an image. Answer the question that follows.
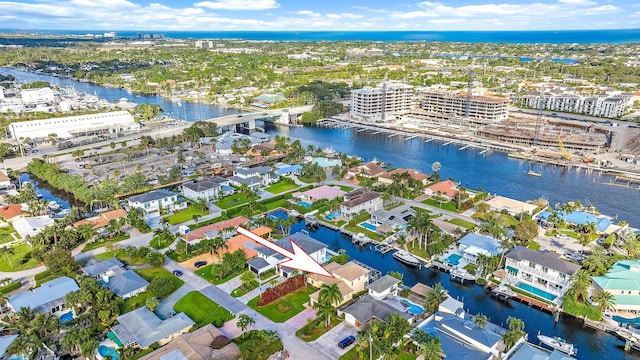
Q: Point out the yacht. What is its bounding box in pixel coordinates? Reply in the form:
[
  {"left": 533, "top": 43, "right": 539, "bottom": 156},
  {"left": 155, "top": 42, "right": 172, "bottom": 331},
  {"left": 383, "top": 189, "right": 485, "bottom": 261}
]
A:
[
  {"left": 48, "top": 201, "right": 61, "bottom": 212},
  {"left": 537, "top": 334, "right": 577, "bottom": 356},
  {"left": 392, "top": 250, "right": 421, "bottom": 267}
]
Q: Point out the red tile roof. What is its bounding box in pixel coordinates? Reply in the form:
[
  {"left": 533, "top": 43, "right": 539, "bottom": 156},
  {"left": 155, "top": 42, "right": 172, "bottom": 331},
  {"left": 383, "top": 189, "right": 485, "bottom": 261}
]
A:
[
  {"left": 426, "top": 180, "right": 459, "bottom": 198},
  {"left": 73, "top": 209, "right": 128, "bottom": 229},
  {"left": 185, "top": 216, "right": 249, "bottom": 242},
  {"left": 0, "top": 204, "right": 22, "bottom": 220}
]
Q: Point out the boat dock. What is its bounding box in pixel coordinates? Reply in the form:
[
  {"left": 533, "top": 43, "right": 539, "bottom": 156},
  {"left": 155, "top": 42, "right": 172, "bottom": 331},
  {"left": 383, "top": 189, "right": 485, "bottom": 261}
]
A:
[
  {"left": 431, "top": 260, "right": 453, "bottom": 273},
  {"left": 352, "top": 260, "right": 382, "bottom": 282},
  {"left": 374, "top": 243, "right": 394, "bottom": 254},
  {"left": 490, "top": 285, "right": 518, "bottom": 301},
  {"left": 450, "top": 268, "right": 476, "bottom": 283},
  {"left": 352, "top": 233, "right": 372, "bottom": 245}
]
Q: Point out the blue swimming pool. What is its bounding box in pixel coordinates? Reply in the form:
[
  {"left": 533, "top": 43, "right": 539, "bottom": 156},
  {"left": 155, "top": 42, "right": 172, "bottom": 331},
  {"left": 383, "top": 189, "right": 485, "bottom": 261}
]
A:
[
  {"left": 612, "top": 315, "right": 640, "bottom": 328},
  {"left": 360, "top": 221, "right": 377, "bottom": 231},
  {"left": 59, "top": 311, "right": 74, "bottom": 323},
  {"left": 401, "top": 299, "right": 425, "bottom": 315},
  {"left": 325, "top": 211, "right": 341, "bottom": 220},
  {"left": 446, "top": 253, "right": 462, "bottom": 266},
  {"left": 515, "top": 282, "right": 557, "bottom": 301},
  {"left": 98, "top": 345, "right": 119, "bottom": 360},
  {"left": 297, "top": 201, "right": 313, "bottom": 208}
]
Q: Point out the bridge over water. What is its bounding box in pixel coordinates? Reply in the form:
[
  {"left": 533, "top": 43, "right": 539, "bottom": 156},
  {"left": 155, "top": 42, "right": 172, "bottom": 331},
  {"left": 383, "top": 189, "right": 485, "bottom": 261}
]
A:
[{"left": 204, "top": 106, "right": 313, "bottom": 133}]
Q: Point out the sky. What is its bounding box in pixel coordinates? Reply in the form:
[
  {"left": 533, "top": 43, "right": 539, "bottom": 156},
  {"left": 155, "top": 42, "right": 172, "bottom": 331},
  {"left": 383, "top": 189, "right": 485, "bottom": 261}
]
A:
[{"left": 0, "top": 0, "right": 638, "bottom": 31}]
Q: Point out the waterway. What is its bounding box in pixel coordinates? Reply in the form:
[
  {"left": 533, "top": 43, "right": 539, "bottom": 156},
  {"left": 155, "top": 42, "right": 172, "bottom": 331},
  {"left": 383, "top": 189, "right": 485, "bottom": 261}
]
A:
[
  {"left": 277, "top": 211, "right": 639, "bottom": 360},
  {"left": 2, "top": 67, "right": 639, "bottom": 226},
  {"left": 19, "top": 173, "right": 80, "bottom": 210}
]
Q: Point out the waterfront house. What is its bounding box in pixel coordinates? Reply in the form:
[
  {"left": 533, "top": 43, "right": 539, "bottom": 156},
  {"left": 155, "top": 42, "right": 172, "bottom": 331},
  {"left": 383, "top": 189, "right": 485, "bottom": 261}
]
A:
[
  {"left": 456, "top": 233, "right": 503, "bottom": 266},
  {"left": 482, "top": 195, "right": 538, "bottom": 217},
  {"left": 13, "top": 215, "right": 54, "bottom": 239},
  {"left": 127, "top": 189, "right": 187, "bottom": 215},
  {"left": 82, "top": 258, "right": 125, "bottom": 279},
  {"left": 367, "top": 274, "right": 400, "bottom": 300},
  {"left": 0, "top": 204, "right": 22, "bottom": 223},
  {"left": 104, "top": 270, "right": 149, "bottom": 299},
  {"left": 73, "top": 209, "right": 128, "bottom": 230},
  {"left": 509, "top": 342, "right": 577, "bottom": 360},
  {"left": 275, "top": 164, "right": 302, "bottom": 176},
  {"left": 7, "top": 276, "right": 79, "bottom": 315},
  {"left": 369, "top": 204, "right": 416, "bottom": 230},
  {"left": 307, "top": 261, "right": 370, "bottom": 306},
  {"left": 347, "top": 161, "right": 386, "bottom": 179},
  {"left": 111, "top": 306, "right": 195, "bottom": 349},
  {"left": 593, "top": 260, "right": 640, "bottom": 312},
  {"left": 138, "top": 324, "right": 241, "bottom": 360},
  {"left": 505, "top": 246, "right": 580, "bottom": 301},
  {"left": 184, "top": 216, "right": 249, "bottom": 243},
  {"left": 181, "top": 176, "right": 231, "bottom": 201},
  {"left": 293, "top": 185, "right": 346, "bottom": 203},
  {"left": 340, "top": 294, "right": 413, "bottom": 328},
  {"left": 377, "top": 168, "right": 430, "bottom": 186},
  {"left": 536, "top": 210, "right": 613, "bottom": 233},
  {"left": 311, "top": 157, "right": 342, "bottom": 168},
  {"left": 232, "top": 166, "right": 278, "bottom": 187},
  {"left": 424, "top": 180, "right": 460, "bottom": 199},
  {"left": 255, "top": 231, "right": 328, "bottom": 277},
  {"left": 340, "top": 189, "right": 383, "bottom": 221}
]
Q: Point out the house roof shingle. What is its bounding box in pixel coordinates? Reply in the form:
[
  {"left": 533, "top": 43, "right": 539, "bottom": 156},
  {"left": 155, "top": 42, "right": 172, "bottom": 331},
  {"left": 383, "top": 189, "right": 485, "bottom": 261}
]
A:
[
  {"left": 367, "top": 274, "right": 400, "bottom": 294},
  {"left": 106, "top": 270, "right": 149, "bottom": 297},
  {"left": 0, "top": 204, "right": 21, "bottom": 220},
  {"left": 128, "top": 189, "right": 176, "bottom": 204},
  {"left": 426, "top": 180, "right": 459, "bottom": 198},
  {"left": 185, "top": 216, "right": 249, "bottom": 242},
  {"left": 506, "top": 246, "right": 581, "bottom": 275},
  {"left": 8, "top": 276, "right": 79, "bottom": 313},
  {"left": 342, "top": 189, "right": 381, "bottom": 208},
  {"left": 82, "top": 258, "right": 124, "bottom": 277},
  {"left": 341, "top": 294, "right": 412, "bottom": 324},
  {"left": 113, "top": 306, "right": 195, "bottom": 348},
  {"left": 258, "top": 232, "right": 327, "bottom": 259},
  {"left": 138, "top": 324, "right": 240, "bottom": 360}
]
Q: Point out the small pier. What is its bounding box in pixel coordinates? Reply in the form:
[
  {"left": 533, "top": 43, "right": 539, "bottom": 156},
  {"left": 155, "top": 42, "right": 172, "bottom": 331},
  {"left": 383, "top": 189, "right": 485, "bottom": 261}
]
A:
[
  {"left": 450, "top": 268, "right": 476, "bottom": 283},
  {"left": 352, "top": 233, "right": 371, "bottom": 246},
  {"left": 352, "top": 260, "right": 382, "bottom": 282},
  {"left": 432, "top": 260, "right": 452, "bottom": 273},
  {"left": 374, "top": 243, "right": 394, "bottom": 254},
  {"left": 491, "top": 285, "right": 517, "bottom": 301}
]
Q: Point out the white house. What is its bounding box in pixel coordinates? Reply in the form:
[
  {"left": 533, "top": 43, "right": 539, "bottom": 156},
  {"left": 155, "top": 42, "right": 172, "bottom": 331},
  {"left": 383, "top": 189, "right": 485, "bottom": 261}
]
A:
[
  {"left": 7, "top": 276, "right": 79, "bottom": 315},
  {"left": 340, "top": 189, "right": 383, "bottom": 220},
  {"left": 367, "top": 274, "right": 400, "bottom": 300},
  {"left": 457, "top": 233, "right": 503, "bottom": 265},
  {"left": 505, "top": 246, "right": 581, "bottom": 301},
  {"left": 255, "top": 232, "right": 327, "bottom": 277},
  {"left": 127, "top": 189, "right": 187, "bottom": 215},
  {"left": 13, "top": 215, "right": 54, "bottom": 239},
  {"left": 233, "top": 166, "right": 278, "bottom": 186},
  {"left": 181, "top": 176, "right": 230, "bottom": 201},
  {"left": 112, "top": 306, "right": 195, "bottom": 349}
]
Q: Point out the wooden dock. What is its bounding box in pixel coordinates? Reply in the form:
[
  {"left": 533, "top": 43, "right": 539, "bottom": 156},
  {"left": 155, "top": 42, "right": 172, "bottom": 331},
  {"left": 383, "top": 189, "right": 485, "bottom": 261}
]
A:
[{"left": 375, "top": 243, "right": 394, "bottom": 254}]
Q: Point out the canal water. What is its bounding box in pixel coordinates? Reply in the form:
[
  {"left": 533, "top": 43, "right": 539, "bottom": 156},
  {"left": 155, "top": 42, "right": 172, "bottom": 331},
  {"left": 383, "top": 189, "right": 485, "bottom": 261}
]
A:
[
  {"left": 2, "top": 67, "right": 638, "bottom": 226},
  {"left": 276, "top": 211, "right": 638, "bottom": 360},
  {"left": 19, "top": 173, "right": 80, "bottom": 210}
]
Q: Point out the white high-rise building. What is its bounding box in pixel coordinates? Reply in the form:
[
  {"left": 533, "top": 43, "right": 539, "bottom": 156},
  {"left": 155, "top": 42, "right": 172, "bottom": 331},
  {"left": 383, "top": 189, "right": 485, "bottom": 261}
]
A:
[
  {"left": 522, "top": 89, "right": 633, "bottom": 118},
  {"left": 350, "top": 83, "right": 413, "bottom": 122}
]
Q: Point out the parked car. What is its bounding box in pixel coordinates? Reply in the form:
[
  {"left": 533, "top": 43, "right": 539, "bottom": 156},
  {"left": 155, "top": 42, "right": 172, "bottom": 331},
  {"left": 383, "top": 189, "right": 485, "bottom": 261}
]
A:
[
  {"left": 338, "top": 335, "right": 356, "bottom": 349},
  {"left": 168, "top": 309, "right": 177, "bottom": 317},
  {"left": 172, "top": 270, "right": 183, "bottom": 277},
  {"left": 555, "top": 233, "right": 569, "bottom": 239},
  {"left": 194, "top": 261, "right": 207, "bottom": 268}
]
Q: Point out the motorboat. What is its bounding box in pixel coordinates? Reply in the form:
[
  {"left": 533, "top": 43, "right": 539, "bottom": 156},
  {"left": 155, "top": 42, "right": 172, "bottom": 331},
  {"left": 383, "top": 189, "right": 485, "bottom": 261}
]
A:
[
  {"left": 392, "top": 250, "right": 421, "bottom": 267},
  {"left": 48, "top": 201, "right": 61, "bottom": 212},
  {"left": 537, "top": 334, "right": 577, "bottom": 355},
  {"left": 527, "top": 170, "right": 542, "bottom": 177}
]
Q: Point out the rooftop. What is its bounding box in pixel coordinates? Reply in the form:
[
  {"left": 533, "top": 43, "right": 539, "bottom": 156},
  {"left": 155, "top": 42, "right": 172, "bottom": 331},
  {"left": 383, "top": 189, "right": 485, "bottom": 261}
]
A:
[
  {"left": 367, "top": 274, "right": 400, "bottom": 294},
  {"left": 296, "top": 185, "right": 346, "bottom": 201},
  {"left": 138, "top": 324, "right": 240, "bottom": 360},
  {"left": 459, "top": 233, "right": 503, "bottom": 256},
  {"left": 342, "top": 189, "right": 381, "bottom": 208},
  {"left": 258, "top": 231, "right": 327, "bottom": 260},
  {"left": 426, "top": 180, "right": 459, "bottom": 198},
  {"left": 593, "top": 260, "right": 640, "bottom": 292},
  {"left": 8, "top": 276, "right": 79, "bottom": 313},
  {"left": 341, "top": 294, "right": 412, "bottom": 325},
  {"left": 483, "top": 196, "right": 538, "bottom": 215},
  {"left": 113, "top": 306, "right": 195, "bottom": 348},
  {"left": 506, "top": 246, "right": 581, "bottom": 275},
  {"left": 128, "top": 189, "right": 177, "bottom": 204},
  {"left": 105, "top": 270, "right": 149, "bottom": 297},
  {"left": 82, "top": 258, "right": 124, "bottom": 277},
  {"left": 185, "top": 216, "right": 249, "bottom": 242}
]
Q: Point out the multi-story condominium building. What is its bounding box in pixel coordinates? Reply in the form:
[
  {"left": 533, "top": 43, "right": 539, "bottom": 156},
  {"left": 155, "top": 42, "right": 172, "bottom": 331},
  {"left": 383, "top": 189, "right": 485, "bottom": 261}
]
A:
[
  {"left": 417, "top": 90, "right": 509, "bottom": 123},
  {"left": 505, "top": 246, "right": 581, "bottom": 301},
  {"left": 521, "top": 88, "right": 633, "bottom": 118},
  {"left": 350, "top": 83, "right": 413, "bottom": 122}
]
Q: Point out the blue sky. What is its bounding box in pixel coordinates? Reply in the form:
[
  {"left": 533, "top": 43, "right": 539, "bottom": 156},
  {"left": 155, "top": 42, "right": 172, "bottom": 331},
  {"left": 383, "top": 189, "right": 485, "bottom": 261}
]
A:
[{"left": 0, "top": 0, "right": 638, "bottom": 31}]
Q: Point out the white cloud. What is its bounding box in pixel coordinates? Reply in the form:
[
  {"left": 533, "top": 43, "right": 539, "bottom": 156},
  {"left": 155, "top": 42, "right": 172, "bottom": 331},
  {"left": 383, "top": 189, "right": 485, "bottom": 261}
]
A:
[
  {"left": 393, "top": 1, "right": 558, "bottom": 19},
  {"left": 429, "top": 19, "right": 464, "bottom": 24},
  {"left": 558, "top": 0, "right": 596, "bottom": 5},
  {"left": 297, "top": 10, "right": 321, "bottom": 17},
  {"left": 326, "top": 13, "right": 363, "bottom": 19},
  {"left": 195, "top": 0, "right": 279, "bottom": 10}
]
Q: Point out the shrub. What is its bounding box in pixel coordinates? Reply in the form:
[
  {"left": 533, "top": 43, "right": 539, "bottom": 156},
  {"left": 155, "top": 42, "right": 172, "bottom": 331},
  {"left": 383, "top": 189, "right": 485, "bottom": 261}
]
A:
[
  {"left": 0, "top": 281, "right": 21, "bottom": 295},
  {"left": 476, "top": 278, "right": 487, "bottom": 286},
  {"left": 213, "top": 319, "right": 225, "bottom": 327},
  {"left": 149, "top": 278, "right": 174, "bottom": 297},
  {"left": 257, "top": 275, "right": 305, "bottom": 306},
  {"left": 562, "top": 296, "right": 602, "bottom": 321}
]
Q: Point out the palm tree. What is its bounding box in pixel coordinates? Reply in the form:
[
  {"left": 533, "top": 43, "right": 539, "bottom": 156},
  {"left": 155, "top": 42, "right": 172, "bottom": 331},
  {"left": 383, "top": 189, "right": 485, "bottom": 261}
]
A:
[
  {"left": 567, "top": 269, "right": 591, "bottom": 303},
  {"left": 313, "top": 301, "right": 336, "bottom": 328},
  {"left": 210, "top": 237, "right": 228, "bottom": 263},
  {"left": 240, "top": 270, "right": 256, "bottom": 291},
  {"left": 317, "top": 283, "right": 342, "bottom": 326},
  {"left": 425, "top": 283, "right": 448, "bottom": 313},
  {"left": 237, "top": 314, "right": 255, "bottom": 337},
  {"left": 592, "top": 289, "right": 616, "bottom": 314},
  {"left": 474, "top": 313, "right": 488, "bottom": 329},
  {"left": 419, "top": 336, "right": 444, "bottom": 360},
  {"left": 502, "top": 316, "right": 525, "bottom": 350},
  {"left": 0, "top": 246, "right": 16, "bottom": 269},
  {"left": 268, "top": 278, "right": 279, "bottom": 288},
  {"left": 623, "top": 238, "right": 640, "bottom": 259}
]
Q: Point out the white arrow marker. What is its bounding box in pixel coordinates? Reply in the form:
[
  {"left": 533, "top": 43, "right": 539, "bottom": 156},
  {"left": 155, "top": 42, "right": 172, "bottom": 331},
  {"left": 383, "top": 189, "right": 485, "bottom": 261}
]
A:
[{"left": 236, "top": 226, "right": 333, "bottom": 277}]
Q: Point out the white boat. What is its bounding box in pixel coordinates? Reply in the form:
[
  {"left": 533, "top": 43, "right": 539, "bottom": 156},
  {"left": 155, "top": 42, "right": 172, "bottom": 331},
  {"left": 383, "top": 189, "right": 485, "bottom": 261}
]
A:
[
  {"left": 527, "top": 170, "right": 542, "bottom": 177},
  {"left": 537, "top": 334, "right": 577, "bottom": 355},
  {"left": 48, "top": 201, "right": 61, "bottom": 212},
  {"left": 393, "top": 250, "right": 421, "bottom": 267}
]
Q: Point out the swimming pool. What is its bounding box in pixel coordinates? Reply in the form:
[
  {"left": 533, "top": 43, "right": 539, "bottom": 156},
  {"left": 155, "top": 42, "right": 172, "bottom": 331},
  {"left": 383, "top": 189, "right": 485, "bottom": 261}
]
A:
[
  {"left": 59, "top": 311, "right": 74, "bottom": 323},
  {"left": 446, "top": 253, "right": 462, "bottom": 266},
  {"left": 325, "top": 211, "right": 341, "bottom": 221},
  {"left": 612, "top": 315, "right": 640, "bottom": 328},
  {"left": 400, "top": 299, "right": 425, "bottom": 315},
  {"left": 515, "top": 282, "right": 556, "bottom": 301},
  {"left": 297, "top": 201, "right": 313, "bottom": 208},
  {"left": 98, "top": 345, "right": 119, "bottom": 360},
  {"left": 360, "top": 221, "right": 377, "bottom": 231}
]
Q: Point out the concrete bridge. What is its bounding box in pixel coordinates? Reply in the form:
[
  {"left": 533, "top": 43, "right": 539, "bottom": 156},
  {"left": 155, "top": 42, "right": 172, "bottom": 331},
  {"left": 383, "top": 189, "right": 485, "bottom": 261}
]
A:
[{"left": 206, "top": 105, "right": 313, "bottom": 133}]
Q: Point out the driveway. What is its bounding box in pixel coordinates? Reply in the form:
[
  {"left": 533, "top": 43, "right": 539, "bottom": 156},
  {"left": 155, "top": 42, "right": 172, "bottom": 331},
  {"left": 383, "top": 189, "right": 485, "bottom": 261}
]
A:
[
  {"left": 156, "top": 283, "right": 195, "bottom": 319},
  {"left": 285, "top": 307, "right": 316, "bottom": 328},
  {"left": 310, "top": 321, "right": 359, "bottom": 359}
]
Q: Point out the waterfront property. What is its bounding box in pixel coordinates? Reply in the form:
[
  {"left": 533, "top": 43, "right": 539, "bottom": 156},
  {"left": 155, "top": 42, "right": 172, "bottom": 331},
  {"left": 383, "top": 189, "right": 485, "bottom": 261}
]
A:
[
  {"left": 340, "top": 189, "right": 383, "bottom": 221},
  {"left": 255, "top": 231, "right": 328, "bottom": 277},
  {"left": 293, "top": 185, "right": 345, "bottom": 203},
  {"left": 307, "top": 261, "right": 369, "bottom": 306},
  {"left": 593, "top": 260, "right": 640, "bottom": 312},
  {"left": 482, "top": 195, "right": 538, "bottom": 217},
  {"left": 181, "top": 176, "right": 232, "bottom": 201},
  {"left": 347, "top": 161, "right": 386, "bottom": 179},
  {"left": 454, "top": 233, "right": 503, "bottom": 266},
  {"left": 6, "top": 276, "right": 79, "bottom": 315},
  {"left": 311, "top": 157, "right": 342, "bottom": 168},
  {"left": 536, "top": 210, "right": 613, "bottom": 233},
  {"left": 350, "top": 83, "right": 413, "bottom": 122},
  {"left": 12, "top": 215, "right": 53, "bottom": 239},
  {"left": 340, "top": 294, "right": 413, "bottom": 328},
  {"left": 424, "top": 180, "right": 460, "bottom": 199},
  {"left": 367, "top": 274, "right": 400, "bottom": 300},
  {"left": 138, "top": 324, "right": 241, "bottom": 360},
  {"left": 509, "top": 342, "right": 577, "bottom": 360},
  {"left": 183, "top": 216, "right": 249, "bottom": 243},
  {"left": 369, "top": 204, "right": 416, "bottom": 231},
  {"left": 73, "top": 209, "right": 128, "bottom": 231},
  {"left": 377, "top": 168, "right": 430, "bottom": 186},
  {"left": 111, "top": 306, "right": 195, "bottom": 349},
  {"left": 417, "top": 88, "right": 510, "bottom": 123},
  {"left": 505, "top": 246, "right": 581, "bottom": 301},
  {"left": 127, "top": 189, "right": 187, "bottom": 216}
]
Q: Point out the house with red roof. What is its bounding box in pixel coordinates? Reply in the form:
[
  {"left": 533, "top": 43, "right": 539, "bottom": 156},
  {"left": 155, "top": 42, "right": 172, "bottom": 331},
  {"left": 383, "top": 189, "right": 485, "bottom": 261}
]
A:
[
  {"left": 378, "top": 168, "right": 430, "bottom": 186},
  {"left": 347, "top": 161, "right": 386, "bottom": 179},
  {"left": 424, "top": 180, "right": 460, "bottom": 199},
  {"left": 0, "top": 204, "right": 22, "bottom": 223},
  {"left": 184, "top": 216, "right": 249, "bottom": 243}
]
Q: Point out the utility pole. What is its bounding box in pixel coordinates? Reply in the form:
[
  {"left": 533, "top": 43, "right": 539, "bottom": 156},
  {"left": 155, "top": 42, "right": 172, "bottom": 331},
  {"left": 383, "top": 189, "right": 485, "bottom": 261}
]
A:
[{"left": 369, "top": 333, "right": 373, "bottom": 360}]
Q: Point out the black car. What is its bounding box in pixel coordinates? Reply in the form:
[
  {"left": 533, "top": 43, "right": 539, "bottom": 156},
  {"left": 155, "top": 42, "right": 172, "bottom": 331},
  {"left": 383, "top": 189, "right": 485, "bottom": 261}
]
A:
[
  {"left": 194, "top": 261, "right": 207, "bottom": 268},
  {"left": 172, "top": 270, "right": 183, "bottom": 277},
  {"left": 338, "top": 335, "right": 356, "bottom": 349}
]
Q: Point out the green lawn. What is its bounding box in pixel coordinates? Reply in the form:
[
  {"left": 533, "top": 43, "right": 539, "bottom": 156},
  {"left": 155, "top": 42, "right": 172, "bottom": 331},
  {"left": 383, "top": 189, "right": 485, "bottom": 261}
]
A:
[
  {"left": 95, "top": 249, "right": 146, "bottom": 265},
  {"left": 260, "top": 268, "right": 277, "bottom": 281},
  {"left": 296, "top": 316, "right": 342, "bottom": 342},
  {"left": 165, "top": 206, "right": 208, "bottom": 225},
  {"left": 422, "top": 198, "right": 458, "bottom": 212},
  {"left": 82, "top": 233, "right": 131, "bottom": 252},
  {"left": 406, "top": 242, "right": 430, "bottom": 260},
  {"left": 248, "top": 287, "right": 315, "bottom": 323},
  {"left": 265, "top": 181, "right": 298, "bottom": 194},
  {"left": 174, "top": 291, "right": 234, "bottom": 327},
  {"left": 149, "top": 235, "right": 175, "bottom": 250},
  {"left": 340, "top": 345, "right": 416, "bottom": 360},
  {"left": 263, "top": 199, "right": 288, "bottom": 211},
  {"left": 195, "top": 264, "right": 243, "bottom": 285},
  {"left": 297, "top": 175, "right": 318, "bottom": 184},
  {"left": 136, "top": 267, "right": 184, "bottom": 291},
  {"left": 0, "top": 243, "right": 40, "bottom": 272},
  {"left": 344, "top": 224, "right": 383, "bottom": 241},
  {"left": 120, "top": 291, "right": 155, "bottom": 314},
  {"left": 0, "top": 226, "right": 17, "bottom": 244},
  {"left": 339, "top": 186, "right": 353, "bottom": 192},
  {"left": 216, "top": 193, "right": 249, "bottom": 209},
  {"left": 231, "top": 280, "right": 259, "bottom": 298},
  {"left": 446, "top": 218, "right": 476, "bottom": 230}
]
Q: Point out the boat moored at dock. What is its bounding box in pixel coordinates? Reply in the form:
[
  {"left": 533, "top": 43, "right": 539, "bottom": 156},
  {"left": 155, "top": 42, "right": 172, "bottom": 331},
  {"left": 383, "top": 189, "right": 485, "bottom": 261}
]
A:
[
  {"left": 537, "top": 334, "right": 577, "bottom": 356},
  {"left": 392, "top": 250, "right": 421, "bottom": 267}
]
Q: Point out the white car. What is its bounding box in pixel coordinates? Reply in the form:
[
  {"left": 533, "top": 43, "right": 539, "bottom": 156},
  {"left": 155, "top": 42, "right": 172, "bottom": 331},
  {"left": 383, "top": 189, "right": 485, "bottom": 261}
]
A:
[{"left": 555, "top": 233, "right": 569, "bottom": 239}]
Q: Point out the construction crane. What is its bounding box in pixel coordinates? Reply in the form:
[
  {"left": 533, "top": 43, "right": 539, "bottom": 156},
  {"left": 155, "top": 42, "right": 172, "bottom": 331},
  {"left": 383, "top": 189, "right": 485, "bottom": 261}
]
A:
[
  {"left": 558, "top": 135, "right": 573, "bottom": 160},
  {"left": 464, "top": 60, "right": 475, "bottom": 119}
]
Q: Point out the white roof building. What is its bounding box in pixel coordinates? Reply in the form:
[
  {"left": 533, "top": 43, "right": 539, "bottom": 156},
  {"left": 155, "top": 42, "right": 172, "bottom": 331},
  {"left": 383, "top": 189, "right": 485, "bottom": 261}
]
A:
[
  {"left": 9, "top": 111, "right": 137, "bottom": 140},
  {"left": 21, "top": 87, "right": 55, "bottom": 105},
  {"left": 12, "top": 215, "right": 54, "bottom": 239}
]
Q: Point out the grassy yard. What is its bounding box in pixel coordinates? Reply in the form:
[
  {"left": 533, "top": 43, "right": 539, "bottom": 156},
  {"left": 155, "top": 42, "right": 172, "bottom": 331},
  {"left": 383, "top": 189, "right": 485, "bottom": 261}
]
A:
[
  {"left": 95, "top": 249, "right": 146, "bottom": 265},
  {"left": 406, "top": 242, "right": 430, "bottom": 260},
  {"left": 165, "top": 206, "right": 208, "bottom": 225},
  {"left": 265, "top": 181, "right": 298, "bottom": 194},
  {"left": 339, "top": 185, "right": 353, "bottom": 192},
  {"left": 0, "top": 243, "right": 40, "bottom": 272},
  {"left": 446, "top": 218, "right": 476, "bottom": 230},
  {"left": 422, "top": 198, "right": 458, "bottom": 212},
  {"left": 344, "top": 224, "right": 383, "bottom": 242},
  {"left": 136, "top": 267, "right": 184, "bottom": 291},
  {"left": 216, "top": 193, "right": 249, "bottom": 209},
  {"left": 0, "top": 226, "right": 17, "bottom": 244},
  {"left": 82, "top": 233, "right": 131, "bottom": 252},
  {"left": 174, "top": 291, "right": 234, "bottom": 327},
  {"left": 263, "top": 199, "right": 288, "bottom": 211},
  {"left": 120, "top": 291, "right": 155, "bottom": 314},
  {"left": 296, "top": 316, "right": 341, "bottom": 342},
  {"left": 149, "top": 234, "right": 175, "bottom": 250},
  {"left": 248, "top": 287, "right": 315, "bottom": 323},
  {"left": 231, "top": 280, "right": 259, "bottom": 298},
  {"left": 474, "top": 211, "right": 519, "bottom": 228},
  {"left": 340, "top": 345, "right": 416, "bottom": 360},
  {"left": 195, "top": 263, "right": 243, "bottom": 285}
]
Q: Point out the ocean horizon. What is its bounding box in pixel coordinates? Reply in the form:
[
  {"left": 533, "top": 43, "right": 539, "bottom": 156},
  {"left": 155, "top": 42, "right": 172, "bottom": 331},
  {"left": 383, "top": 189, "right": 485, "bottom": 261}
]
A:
[{"left": 2, "top": 29, "right": 640, "bottom": 44}]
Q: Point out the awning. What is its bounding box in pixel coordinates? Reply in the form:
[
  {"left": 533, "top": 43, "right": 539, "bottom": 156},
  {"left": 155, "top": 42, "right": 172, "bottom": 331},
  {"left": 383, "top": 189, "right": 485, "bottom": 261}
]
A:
[{"left": 506, "top": 265, "right": 519, "bottom": 274}]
